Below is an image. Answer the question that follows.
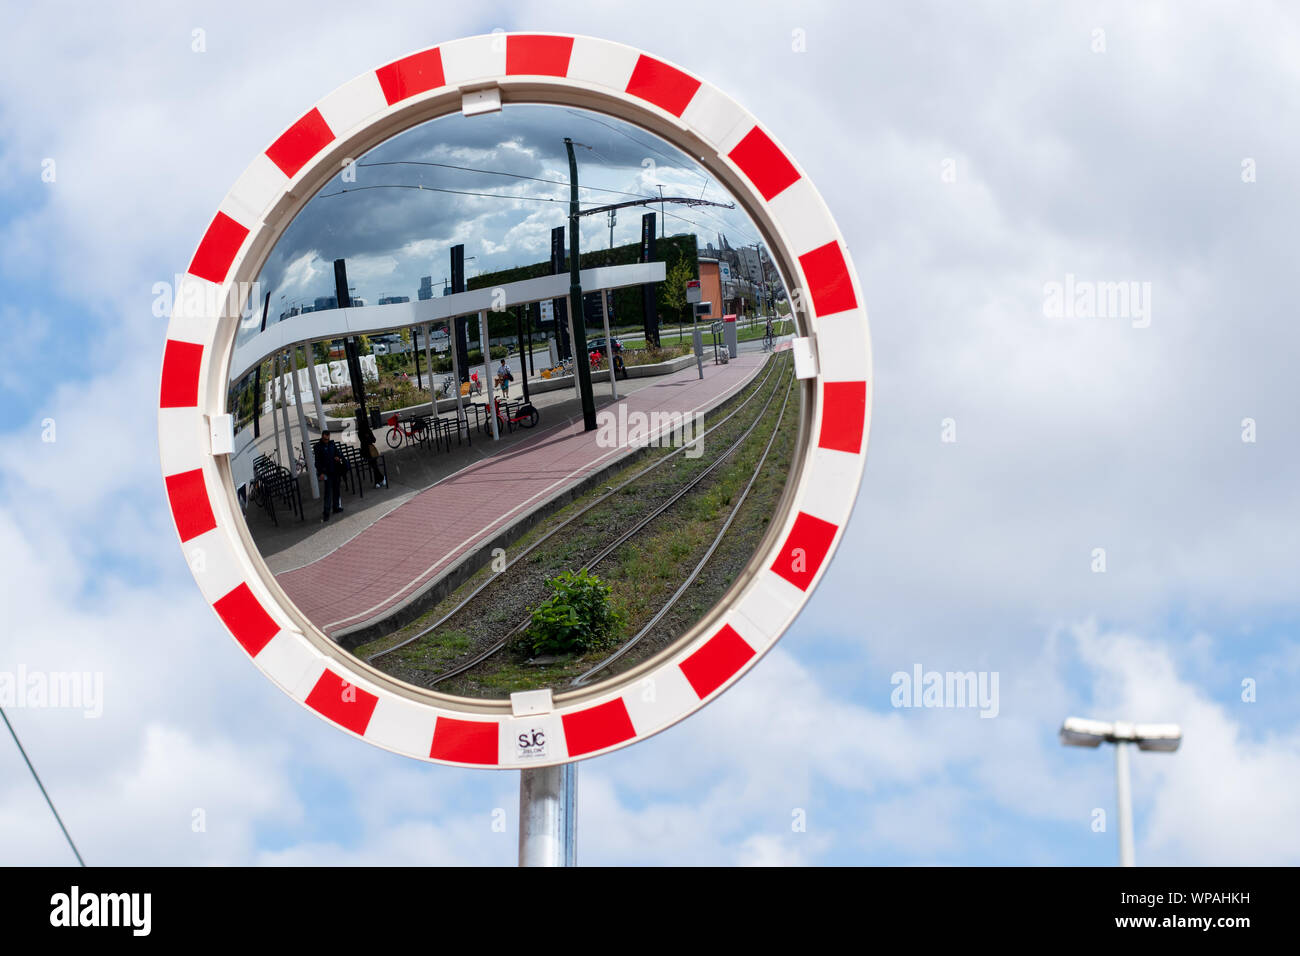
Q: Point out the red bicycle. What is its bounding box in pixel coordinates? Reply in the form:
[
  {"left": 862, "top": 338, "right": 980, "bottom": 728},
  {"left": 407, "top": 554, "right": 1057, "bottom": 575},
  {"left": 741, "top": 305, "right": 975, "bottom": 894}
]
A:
[
  {"left": 493, "top": 400, "right": 539, "bottom": 432},
  {"left": 385, "top": 414, "right": 429, "bottom": 449}
]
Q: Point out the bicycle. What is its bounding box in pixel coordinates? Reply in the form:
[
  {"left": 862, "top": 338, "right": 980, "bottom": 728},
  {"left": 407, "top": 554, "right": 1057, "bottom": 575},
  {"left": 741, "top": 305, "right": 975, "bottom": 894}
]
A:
[
  {"left": 385, "top": 414, "right": 429, "bottom": 449},
  {"left": 493, "top": 400, "right": 539, "bottom": 432}
]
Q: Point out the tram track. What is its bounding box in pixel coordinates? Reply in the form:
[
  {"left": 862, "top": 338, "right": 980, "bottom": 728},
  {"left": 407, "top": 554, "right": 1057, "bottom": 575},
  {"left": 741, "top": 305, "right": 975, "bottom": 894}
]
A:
[
  {"left": 570, "top": 366, "right": 796, "bottom": 687},
  {"left": 416, "top": 356, "right": 794, "bottom": 689},
  {"left": 363, "top": 352, "right": 789, "bottom": 667}
]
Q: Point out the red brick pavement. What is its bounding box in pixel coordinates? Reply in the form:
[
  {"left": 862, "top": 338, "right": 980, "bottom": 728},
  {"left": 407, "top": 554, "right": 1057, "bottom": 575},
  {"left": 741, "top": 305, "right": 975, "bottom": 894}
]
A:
[{"left": 277, "top": 353, "right": 767, "bottom": 637}]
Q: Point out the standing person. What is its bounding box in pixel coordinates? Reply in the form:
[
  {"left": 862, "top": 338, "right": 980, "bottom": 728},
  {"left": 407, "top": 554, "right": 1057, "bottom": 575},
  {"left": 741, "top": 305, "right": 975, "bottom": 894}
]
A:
[
  {"left": 354, "top": 408, "right": 386, "bottom": 489},
  {"left": 496, "top": 357, "right": 513, "bottom": 398},
  {"left": 764, "top": 316, "right": 774, "bottom": 350},
  {"left": 314, "top": 429, "right": 346, "bottom": 523}
]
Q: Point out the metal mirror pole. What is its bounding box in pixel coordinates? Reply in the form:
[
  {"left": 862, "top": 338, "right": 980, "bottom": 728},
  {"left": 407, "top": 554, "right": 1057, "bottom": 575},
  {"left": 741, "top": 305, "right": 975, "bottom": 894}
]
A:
[{"left": 518, "top": 763, "right": 577, "bottom": 867}]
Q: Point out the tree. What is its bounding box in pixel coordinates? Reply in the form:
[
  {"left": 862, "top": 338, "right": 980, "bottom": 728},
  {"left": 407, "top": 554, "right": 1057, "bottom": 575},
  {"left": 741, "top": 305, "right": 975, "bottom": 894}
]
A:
[{"left": 659, "top": 258, "right": 693, "bottom": 326}]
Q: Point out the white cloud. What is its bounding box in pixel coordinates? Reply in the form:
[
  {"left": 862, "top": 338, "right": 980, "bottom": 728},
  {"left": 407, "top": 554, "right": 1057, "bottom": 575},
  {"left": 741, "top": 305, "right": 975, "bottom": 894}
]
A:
[
  {"left": 0, "top": 0, "right": 1297, "bottom": 866},
  {"left": 1070, "top": 623, "right": 1300, "bottom": 865}
]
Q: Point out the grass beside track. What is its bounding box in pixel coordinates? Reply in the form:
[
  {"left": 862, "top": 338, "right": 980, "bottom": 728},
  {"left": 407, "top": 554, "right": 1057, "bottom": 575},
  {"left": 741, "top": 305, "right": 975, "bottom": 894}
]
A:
[
  {"left": 353, "top": 352, "right": 785, "bottom": 665},
  {"left": 355, "top": 353, "right": 797, "bottom": 698}
]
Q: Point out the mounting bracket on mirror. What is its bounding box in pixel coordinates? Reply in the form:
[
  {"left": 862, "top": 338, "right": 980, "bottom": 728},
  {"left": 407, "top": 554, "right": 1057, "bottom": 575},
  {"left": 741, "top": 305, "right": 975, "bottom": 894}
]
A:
[
  {"left": 462, "top": 86, "right": 502, "bottom": 116},
  {"left": 791, "top": 337, "right": 818, "bottom": 379},
  {"left": 209, "top": 414, "right": 234, "bottom": 455}
]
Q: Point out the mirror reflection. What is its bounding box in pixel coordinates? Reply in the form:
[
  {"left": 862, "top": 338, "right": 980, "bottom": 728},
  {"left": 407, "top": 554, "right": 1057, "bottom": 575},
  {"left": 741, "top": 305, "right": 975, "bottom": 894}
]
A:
[{"left": 226, "top": 103, "right": 800, "bottom": 700}]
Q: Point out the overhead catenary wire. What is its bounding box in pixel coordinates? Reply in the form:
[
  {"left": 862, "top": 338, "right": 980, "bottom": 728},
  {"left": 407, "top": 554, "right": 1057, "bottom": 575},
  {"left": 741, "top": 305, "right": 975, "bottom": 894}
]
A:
[
  {"left": 558, "top": 106, "right": 759, "bottom": 243},
  {"left": 317, "top": 152, "right": 767, "bottom": 299},
  {"left": 0, "top": 707, "right": 85, "bottom": 866},
  {"left": 352, "top": 162, "right": 747, "bottom": 237},
  {"left": 561, "top": 108, "right": 711, "bottom": 194},
  {"left": 357, "top": 160, "right": 655, "bottom": 200},
  {"left": 317, "top": 183, "right": 608, "bottom": 207},
  {"left": 319, "top": 185, "right": 757, "bottom": 250}
]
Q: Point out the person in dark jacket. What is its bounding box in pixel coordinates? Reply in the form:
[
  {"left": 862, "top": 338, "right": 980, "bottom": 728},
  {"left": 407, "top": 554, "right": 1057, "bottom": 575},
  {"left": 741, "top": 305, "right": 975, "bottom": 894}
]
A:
[
  {"left": 314, "top": 429, "right": 346, "bottom": 522},
  {"left": 354, "top": 408, "right": 386, "bottom": 488}
]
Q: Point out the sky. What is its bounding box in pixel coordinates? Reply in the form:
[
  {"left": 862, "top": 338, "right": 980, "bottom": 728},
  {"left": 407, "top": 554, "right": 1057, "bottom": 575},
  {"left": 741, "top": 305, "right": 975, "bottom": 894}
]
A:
[
  {"left": 247, "top": 102, "right": 765, "bottom": 333},
  {"left": 1, "top": 1, "right": 1298, "bottom": 866}
]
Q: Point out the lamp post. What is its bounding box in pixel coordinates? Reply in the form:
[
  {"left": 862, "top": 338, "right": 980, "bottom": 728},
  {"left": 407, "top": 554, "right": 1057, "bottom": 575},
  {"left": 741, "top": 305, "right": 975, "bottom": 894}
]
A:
[{"left": 1059, "top": 717, "right": 1182, "bottom": 867}]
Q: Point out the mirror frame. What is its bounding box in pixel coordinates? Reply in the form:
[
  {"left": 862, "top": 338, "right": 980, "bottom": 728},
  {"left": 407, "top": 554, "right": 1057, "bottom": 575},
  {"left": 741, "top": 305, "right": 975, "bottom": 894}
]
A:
[{"left": 158, "top": 32, "right": 872, "bottom": 768}]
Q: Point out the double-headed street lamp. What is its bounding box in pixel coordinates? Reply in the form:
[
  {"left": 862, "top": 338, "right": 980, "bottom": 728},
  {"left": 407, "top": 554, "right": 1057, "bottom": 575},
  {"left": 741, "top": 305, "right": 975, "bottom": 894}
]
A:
[{"left": 1059, "top": 717, "right": 1182, "bottom": 866}]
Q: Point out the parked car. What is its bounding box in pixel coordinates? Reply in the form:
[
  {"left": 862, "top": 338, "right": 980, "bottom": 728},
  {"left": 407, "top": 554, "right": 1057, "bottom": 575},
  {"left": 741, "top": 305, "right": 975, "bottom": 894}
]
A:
[{"left": 586, "top": 337, "right": 623, "bottom": 357}]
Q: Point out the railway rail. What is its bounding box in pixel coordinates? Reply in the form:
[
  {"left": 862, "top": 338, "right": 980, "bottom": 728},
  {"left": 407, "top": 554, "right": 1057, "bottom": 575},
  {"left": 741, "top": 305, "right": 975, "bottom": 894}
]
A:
[
  {"left": 363, "top": 352, "right": 790, "bottom": 667},
  {"left": 417, "top": 358, "right": 793, "bottom": 688}
]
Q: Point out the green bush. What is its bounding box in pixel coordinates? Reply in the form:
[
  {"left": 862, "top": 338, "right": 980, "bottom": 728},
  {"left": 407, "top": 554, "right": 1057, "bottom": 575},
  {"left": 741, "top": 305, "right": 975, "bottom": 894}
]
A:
[
  {"left": 521, "top": 570, "right": 623, "bottom": 656},
  {"left": 371, "top": 376, "right": 431, "bottom": 411},
  {"left": 626, "top": 345, "right": 689, "bottom": 366}
]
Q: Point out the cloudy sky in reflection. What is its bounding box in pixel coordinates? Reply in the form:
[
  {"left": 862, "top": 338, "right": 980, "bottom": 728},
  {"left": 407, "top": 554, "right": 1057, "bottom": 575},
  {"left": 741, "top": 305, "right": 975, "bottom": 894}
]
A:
[{"left": 248, "top": 104, "right": 765, "bottom": 334}]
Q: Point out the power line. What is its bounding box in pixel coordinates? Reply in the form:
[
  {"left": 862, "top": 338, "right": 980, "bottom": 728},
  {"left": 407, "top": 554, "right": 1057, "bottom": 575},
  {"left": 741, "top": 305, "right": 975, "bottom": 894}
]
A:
[
  {"left": 0, "top": 707, "right": 85, "bottom": 866},
  {"left": 655, "top": 199, "right": 765, "bottom": 251},
  {"left": 561, "top": 108, "right": 711, "bottom": 194},
  {"left": 576, "top": 196, "right": 735, "bottom": 217},
  {"left": 352, "top": 156, "right": 758, "bottom": 244},
  {"left": 357, "top": 160, "right": 653, "bottom": 200},
  {"left": 318, "top": 183, "right": 607, "bottom": 208}
]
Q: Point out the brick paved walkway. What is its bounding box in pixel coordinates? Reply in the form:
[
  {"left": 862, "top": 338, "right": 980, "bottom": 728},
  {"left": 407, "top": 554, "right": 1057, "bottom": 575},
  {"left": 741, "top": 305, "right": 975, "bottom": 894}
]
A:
[{"left": 277, "top": 353, "right": 767, "bottom": 638}]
